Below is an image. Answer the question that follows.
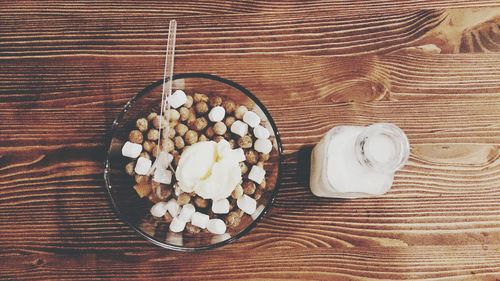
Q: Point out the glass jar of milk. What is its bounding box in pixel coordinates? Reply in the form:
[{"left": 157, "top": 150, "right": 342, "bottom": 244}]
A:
[{"left": 310, "top": 123, "right": 409, "bottom": 198}]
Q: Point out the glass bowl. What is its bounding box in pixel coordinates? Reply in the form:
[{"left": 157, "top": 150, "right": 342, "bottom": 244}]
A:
[{"left": 104, "top": 73, "right": 283, "bottom": 251}]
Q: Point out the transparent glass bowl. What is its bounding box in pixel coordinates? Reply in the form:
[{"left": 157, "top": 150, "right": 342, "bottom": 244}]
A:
[{"left": 104, "top": 73, "right": 283, "bottom": 251}]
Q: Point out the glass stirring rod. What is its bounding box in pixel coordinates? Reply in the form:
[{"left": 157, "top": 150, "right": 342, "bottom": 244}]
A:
[{"left": 149, "top": 19, "right": 177, "bottom": 176}]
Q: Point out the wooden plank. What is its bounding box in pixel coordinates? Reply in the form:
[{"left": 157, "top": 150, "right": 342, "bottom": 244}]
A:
[
  {"left": 1, "top": 247, "right": 499, "bottom": 280},
  {"left": 1, "top": 52, "right": 500, "bottom": 110},
  {"left": 0, "top": 9, "right": 447, "bottom": 57},
  {"left": 1, "top": 8, "right": 499, "bottom": 58}
]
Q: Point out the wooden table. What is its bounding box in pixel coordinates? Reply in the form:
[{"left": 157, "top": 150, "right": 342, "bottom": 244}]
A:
[{"left": 1, "top": 2, "right": 499, "bottom": 280}]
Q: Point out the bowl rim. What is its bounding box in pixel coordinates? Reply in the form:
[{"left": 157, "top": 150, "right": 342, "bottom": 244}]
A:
[{"left": 104, "top": 72, "right": 284, "bottom": 251}]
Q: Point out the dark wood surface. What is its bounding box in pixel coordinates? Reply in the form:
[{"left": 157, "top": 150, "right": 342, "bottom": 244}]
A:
[{"left": 1, "top": 2, "right": 499, "bottom": 280}]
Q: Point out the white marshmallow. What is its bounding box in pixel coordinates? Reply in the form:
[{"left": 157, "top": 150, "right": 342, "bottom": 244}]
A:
[
  {"left": 230, "top": 120, "right": 248, "bottom": 137},
  {"left": 243, "top": 111, "right": 261, "bottom": 128},
  {"left": 253, "top": 125, "right": 270, "bottom": 139},
  {"left": 211, "top": 199, "right": 230, "bottom": 214},
  {"left": 134, "top": 157, "right": 152, "bottom": 175},
  {"left": 148, "top": 152, "right": 173, "bottom": 175},
  {"left": 208, "top": 106, "right": 225, "bottom": 122},
  {"left": 254, "top": 138, "right": 273, "bottom": 154},
  {"left": 178, "top": 204, "right": 196, "bottom": 222},
  {"left": 165, "top": 198, "right": 181, "bottom": 217},
  {"left": 230, "top": 148, "right": 246, "bottom": 162},
  {"left": 248, "top": 165, "right": 266, "bottom": 184},
  {"left": 150, "top": 202, "right": 167, "bottom": 217},
  {"left": 153, "top": 168, "right": 172, "bottom": 184},
  {"left": 169, "top": 217, "right": 186, "bottom": 233},
  {"left": 122, "top": 141, "right": 142, "bottom": 158},
  {"left": 191, "top": 212, "right": 210, "bottom": 229},
  {"left": 251, "top": 204, "right": 265, "bottom": 220},
  {"left": 237, "top": 194, "right": 257, "bottom": 215},
  {"left": 207, "top": 219, "right": 226, "bottom": 235},
  {"left": 167, "top": 90, "right": 187, "bottom": 109}
]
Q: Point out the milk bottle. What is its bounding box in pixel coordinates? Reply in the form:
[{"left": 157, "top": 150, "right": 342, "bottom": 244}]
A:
[{"left": 310, "top": 123, "right": 409, "bottom": 198}]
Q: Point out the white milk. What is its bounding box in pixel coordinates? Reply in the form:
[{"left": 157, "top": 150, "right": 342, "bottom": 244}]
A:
[{"left": 310, "top": 123, "right": 409, "bottom": 198}]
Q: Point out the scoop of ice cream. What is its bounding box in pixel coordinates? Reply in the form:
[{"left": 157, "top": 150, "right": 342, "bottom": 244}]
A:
[
  {"left": 175, "top": 141, "right": 216, "bottom": 193},
  {"left": 176, "top": 140, "right": 242, "bottom": 200}
]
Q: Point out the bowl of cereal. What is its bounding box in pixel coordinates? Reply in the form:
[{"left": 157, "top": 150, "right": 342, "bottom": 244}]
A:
[{"left": 104, "top": 73, "right": 283, "bottom": 251}]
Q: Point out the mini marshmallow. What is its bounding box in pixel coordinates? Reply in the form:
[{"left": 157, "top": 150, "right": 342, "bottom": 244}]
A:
[
  {"left": 230, "top": 120, "right": 248, "bottom": 137},
  {"left": 237, "top": 194, "right": 257, "bottom": 215},
  {"left": 165, "top": 198, "right": 181, "bottom": 217},
  {"left": 254, "top": 138, "right": 273, "bottom": 154},
  {"left": 207, "top": 219, "right": 226, "bottom": 235},
  {"left": 248, "top": 165, "right": 266, "bottom": 184},
  {"left": 253, "top": 125, "right": 270, "bottom": 139},
  {"left": 178, "top": 204, "right": 196, "bottom": 222},
  {"left": 191, "top": 212, "right": 210, "bottom": 229},
  {"left": 242, "top": 111, "right": 261, "bottom": 128},
  {"left": 167, "top": 90, "right": 187, "bottom": 109},
  {"left": 230, "top": 148, "right": 246, "bottom": 162},
  {"left": 211, "top": 198, "right": 230, "bottom": 214},
  {"left": 153, "top": 168, "right": 172, "bottom": 184},
  {"left": 169, "top": 217, "right": 186, "bottom": 233},
  {"left": 251, "top": 204, "right": 265, "bottom": 220},
  {"left": 150, "top": 202, "right": 167, "bottom": 217},
  {"left": 122, "top": 141, "right": 142, "bottom": 158},
  {"left": 208, "top": 106, "right": 225, "bottom": 122},
  {"left": 134, "top": 157, "right": 152, "bottom": 175},
  {"left": 148, "top": 152, "right": 173, "bottom": 175}
]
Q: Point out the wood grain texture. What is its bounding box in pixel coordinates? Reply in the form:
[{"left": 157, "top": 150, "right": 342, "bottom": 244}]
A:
[{"left": 1, "top": 2, "right": 500, "bottom": 281}]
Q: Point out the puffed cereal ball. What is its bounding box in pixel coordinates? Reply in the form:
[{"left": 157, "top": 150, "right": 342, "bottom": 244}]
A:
[
  {"left": 143, "top": 140, "right": 156, "bottom": 152},
  {"left": 129, "top": 130, "right": 143, "bottom": 144},
  {"left": 237, "top": 135, "right": 253, "bottom": 149},
  {"left": 179, "top": 107, "right": 190, "bottom": 121},
  {"left": 245, "top": 149, "right": 259, "bottom": 164},
  {"left": 193, "top": 117, "right": 208, "bottom": 131},
  {"left": 195, "top": 102, "right": 209, "bottom": 115},
  {"left": 222, "top": 100, "right": 236, "bottom": 114},
  {"left": 175, "top": 123, "right": 189, "bottom": 137},
  {"left": 136, "top": 118, "right": 148, "bottom": 132},
  {"left": 147, "top": 129, "right": 160, "bottom": 141},
  {"left": 209, "top": 96, "right": 223, "bottom": 107},
  {"left": 147, "top": 112, "right": 158, "bottom": 122},
  {"left": 242, "top": 181, "right": 256, "bottom": 195},
  {"left": 174, "top": 136, "right": 185, "bottom": 150},
  {"left": 213, "top": 122, "right": 227, "bottom": 135},
  {"left": 177, "top": 193, "right": 191, "bottom": 206},
  {"left": 194, "top": 93, "right": 209, "bottom": 103},
  {"left": 234, "top": 105, "right": 248, "bottom": 119},
  {"left": 184, "top": 130, "right": 198, "bottom": 145},
  {"left": 224, "top": 116, "right": 236, "bottom": 128},
  {"left": 125, "top": 161, "right": 135, "bottom": 176},
  {"left": 169, "top": 109, "right": 180, "bottom": 122},
  {"left": 225, "top": 211, "right": 241, "bottom": 228}
]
